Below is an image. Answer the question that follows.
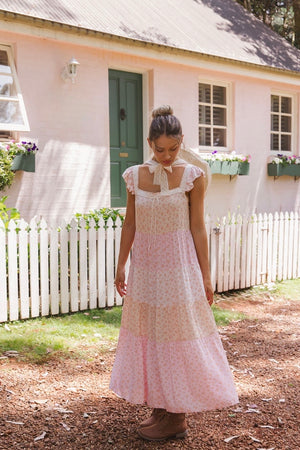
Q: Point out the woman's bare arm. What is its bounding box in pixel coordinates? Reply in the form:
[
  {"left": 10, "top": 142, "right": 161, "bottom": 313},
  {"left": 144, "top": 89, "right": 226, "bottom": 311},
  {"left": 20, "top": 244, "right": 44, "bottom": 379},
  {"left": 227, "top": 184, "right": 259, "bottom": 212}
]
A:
[
  {"left": 189, "top": 175, "right": 214, "bottom": 305},
  {"left": 115, "top": 190, "right": 136, "bottom": 297}
]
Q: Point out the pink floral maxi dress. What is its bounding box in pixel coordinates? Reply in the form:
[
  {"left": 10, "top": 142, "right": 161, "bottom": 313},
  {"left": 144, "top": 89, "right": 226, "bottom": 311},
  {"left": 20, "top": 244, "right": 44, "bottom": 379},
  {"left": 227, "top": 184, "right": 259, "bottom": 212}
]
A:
[{"left": 110, "top": 163, "right": 238, "bottom": 413}]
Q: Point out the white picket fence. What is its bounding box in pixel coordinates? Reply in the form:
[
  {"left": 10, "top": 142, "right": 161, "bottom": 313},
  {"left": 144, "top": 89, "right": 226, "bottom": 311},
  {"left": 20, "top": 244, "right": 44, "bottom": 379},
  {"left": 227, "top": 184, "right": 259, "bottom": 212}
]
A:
[
  {"left": 0, "top": 217, "right": 127, "bottom": 323},
  {"left": 208, "top": 211, "right": 300, "bottom": 292},
  {"left": 0, "top": 211, "right": 299, "bottom": 323}
]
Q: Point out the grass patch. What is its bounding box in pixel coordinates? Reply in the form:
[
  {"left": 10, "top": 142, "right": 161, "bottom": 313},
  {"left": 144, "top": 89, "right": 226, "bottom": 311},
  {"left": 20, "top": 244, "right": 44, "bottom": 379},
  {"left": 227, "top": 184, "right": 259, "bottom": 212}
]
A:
[
  {"left": 0, "top": 308, "right": 122, "bottom": 363},
  {"left": 0, "top": 303, "right": 245, "bottom": 364},
  {"left": 235, "top": 278, "right": 300, "bottom": 300},
  {"left": 265, "top": 278, "right": 300, "bottom": 299},
  {"left": 212, "top": 305, "right": 246, "bottom": 325}
]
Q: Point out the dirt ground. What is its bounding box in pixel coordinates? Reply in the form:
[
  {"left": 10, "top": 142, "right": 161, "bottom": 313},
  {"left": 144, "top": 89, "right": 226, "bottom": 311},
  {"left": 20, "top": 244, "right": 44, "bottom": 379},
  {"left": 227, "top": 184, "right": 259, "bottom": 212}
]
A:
[{"left": 0, "top": 292, "right": 299, "bottom": 450}]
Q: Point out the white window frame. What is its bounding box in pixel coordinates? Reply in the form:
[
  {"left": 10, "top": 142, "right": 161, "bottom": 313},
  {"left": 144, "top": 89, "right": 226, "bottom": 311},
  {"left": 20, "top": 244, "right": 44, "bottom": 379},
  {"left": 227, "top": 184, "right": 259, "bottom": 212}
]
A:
[
  {"left": 270, "top": 90, "right": 297, "bottom": 155},
  {"left": 0, "top": 44, "right": 29, "bottom": 132},
  {"left": 198, "top": 80, "right": 232, "bottom": 152}
]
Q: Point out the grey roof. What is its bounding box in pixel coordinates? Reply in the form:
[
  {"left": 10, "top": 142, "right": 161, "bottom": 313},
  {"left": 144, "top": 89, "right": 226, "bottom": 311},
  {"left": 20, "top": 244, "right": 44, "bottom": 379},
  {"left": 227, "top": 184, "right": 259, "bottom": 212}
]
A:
[{"left": 0, "top": 0, "right": 300, "bottom": 73}]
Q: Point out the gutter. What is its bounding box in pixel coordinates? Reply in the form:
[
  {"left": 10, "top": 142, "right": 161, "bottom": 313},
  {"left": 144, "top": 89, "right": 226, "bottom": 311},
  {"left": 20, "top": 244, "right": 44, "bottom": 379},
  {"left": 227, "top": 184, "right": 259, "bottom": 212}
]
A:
[{"left": 0, "top": 9, "right": 300, "bottom": 79}]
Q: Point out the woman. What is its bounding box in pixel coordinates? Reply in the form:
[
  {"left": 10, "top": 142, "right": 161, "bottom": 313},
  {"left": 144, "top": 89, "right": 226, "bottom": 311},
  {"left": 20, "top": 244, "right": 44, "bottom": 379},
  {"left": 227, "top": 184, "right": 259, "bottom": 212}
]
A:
[{"left": 110, "top": 106, "right": 238, "bottom": 441}]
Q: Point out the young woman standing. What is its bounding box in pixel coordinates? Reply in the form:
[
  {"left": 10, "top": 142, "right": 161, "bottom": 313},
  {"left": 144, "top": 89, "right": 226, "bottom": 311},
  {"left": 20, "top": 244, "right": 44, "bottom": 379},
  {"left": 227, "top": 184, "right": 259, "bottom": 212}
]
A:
[{"left": 110, "top": 106, "right": 238, "bottom": 441}]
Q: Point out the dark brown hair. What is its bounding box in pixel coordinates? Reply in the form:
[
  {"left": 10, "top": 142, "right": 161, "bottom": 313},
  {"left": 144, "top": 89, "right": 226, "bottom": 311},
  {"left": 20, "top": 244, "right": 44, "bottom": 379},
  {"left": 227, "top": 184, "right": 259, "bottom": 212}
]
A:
[{"left": 148, "top": 105, "right": 182, "bottom": 141}]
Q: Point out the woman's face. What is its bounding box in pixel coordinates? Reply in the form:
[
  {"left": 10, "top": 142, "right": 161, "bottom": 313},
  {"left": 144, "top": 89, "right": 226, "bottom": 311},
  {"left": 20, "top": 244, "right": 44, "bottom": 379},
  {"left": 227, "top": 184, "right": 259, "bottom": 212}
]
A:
[{"left": 148, "top": 134, "right": 183, "bottom": 167}]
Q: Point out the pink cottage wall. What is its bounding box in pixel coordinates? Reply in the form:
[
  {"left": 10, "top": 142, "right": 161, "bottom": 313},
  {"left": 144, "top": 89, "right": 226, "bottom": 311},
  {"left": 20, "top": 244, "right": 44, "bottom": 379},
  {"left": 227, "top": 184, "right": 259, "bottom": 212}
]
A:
[
  {"left": 1, "top": 28, "right": 300, "bottom": 224},
  {"left": 150, "top": 65, "right": 300, "bottom": 218},
  {"left": 2, "top": 31, "right": 111, "bottom": 225}
]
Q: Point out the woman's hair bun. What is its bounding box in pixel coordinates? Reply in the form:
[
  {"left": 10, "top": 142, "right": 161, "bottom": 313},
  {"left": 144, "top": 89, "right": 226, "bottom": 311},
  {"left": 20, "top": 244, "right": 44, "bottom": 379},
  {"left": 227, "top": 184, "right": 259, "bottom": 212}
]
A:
[{"left": 152, "top": 105, "right": 173, "bottom": 119}]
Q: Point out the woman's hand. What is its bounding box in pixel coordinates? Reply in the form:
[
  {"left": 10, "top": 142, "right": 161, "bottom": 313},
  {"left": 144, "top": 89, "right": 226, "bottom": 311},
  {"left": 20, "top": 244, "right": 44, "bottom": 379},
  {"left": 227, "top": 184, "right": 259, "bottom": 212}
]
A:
[
  {"left": 203, "top": 278, "right": 214, "bottom": 306},
  {"left": 115, "top": 266, "right": 127, "bottom": 297}
]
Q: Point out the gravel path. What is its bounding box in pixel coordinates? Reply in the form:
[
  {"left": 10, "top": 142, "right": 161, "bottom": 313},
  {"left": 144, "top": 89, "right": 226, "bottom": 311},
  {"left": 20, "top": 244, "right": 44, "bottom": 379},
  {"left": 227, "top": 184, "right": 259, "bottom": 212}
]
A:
[{"left": 0, "top": 293, "right": 299, "bottom": 449}]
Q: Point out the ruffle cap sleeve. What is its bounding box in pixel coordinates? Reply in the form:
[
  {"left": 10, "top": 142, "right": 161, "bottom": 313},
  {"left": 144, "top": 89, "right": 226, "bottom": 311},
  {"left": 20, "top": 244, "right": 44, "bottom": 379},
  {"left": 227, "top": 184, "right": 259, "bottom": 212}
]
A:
[
  {"left": 122, "top": 166, "right": 135, "bottom": 194},
  {"left": 185, "top": 165, "right": 205, "bottom": 192}
]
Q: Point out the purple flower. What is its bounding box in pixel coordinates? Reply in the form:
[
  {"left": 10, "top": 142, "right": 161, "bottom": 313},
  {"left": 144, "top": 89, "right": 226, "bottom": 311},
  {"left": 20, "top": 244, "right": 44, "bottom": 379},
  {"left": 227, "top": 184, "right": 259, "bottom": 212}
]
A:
[{"left": 212, "top": 150, "right": 218, "bottom": 155}]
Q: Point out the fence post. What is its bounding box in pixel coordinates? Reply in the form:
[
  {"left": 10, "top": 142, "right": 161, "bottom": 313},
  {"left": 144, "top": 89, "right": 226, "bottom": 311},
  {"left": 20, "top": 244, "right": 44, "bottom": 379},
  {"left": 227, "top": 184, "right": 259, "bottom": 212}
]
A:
[
  {"left": 294, "top": 212, "right": 299, "bottom": 278},
  {"left": 217, "top": 216, "right": 225, "bottom": 292},
  {"left": 209, "top": 217, "right": 217, "bottom": 292},
  {"left": 40, "top": 218, "right": 49, "bottom": 316},
  {"left": 240, "top": 214, "right": 247, "bottom": 289},
  {"left": 97, "top": 217, "right": 106, "bottom": 307},
  {"left": 261, "top": 213, "right": 268, "bottom": 285},
  {"left": 229, "top": 213, "right": 236, "bottom": 291},
  {"left": 50, "top": 224, "right": 59, "bottom": 315},
  {"left": 29, "top": 218, "right": 39, "bottom": 317},
  {"left": 223, "top": 215, "right": 230, "bottom": 292},
  {"left": 114, "top": 216, "right": 123, "bottom": 306},
  {"left": 89, "top": 218, "right": 97, "bottom": 310},
  {"left": 287, "top": 212, "right": 294, "bottom": 280},
  {"left": 0, "top": 219, "right": 7, "bottom": 322},
  {"left": 272, "top": 212, "right": 279, "bottom": 281},
  {"left": 19, "top": 219, "right": 29, "bottom": 319},
  {"left": 60, "top": 220, "right": 69, "bottom": 313},
  {"left": 292, "top": 212, "right": 298, "bottom": 279},
  {"left": 234, "top": 214, "right": 242, "bottom": 290},
  {"left": 277, "top": 212, "right": 284, "bottom": 281},
  {"left": 282, "top": 212, "right": 289, "bottom": 280},
  {"left": 106, "top": 217, "right": 114, "bottom": 307},
  {"left": 70, "top": 218, "right": 79, "bottom": 312},
  {"left": 79, "top": 218, "right": 88, "bottom": 310},
  {"left": 256, "top": 213, "right": 263, "bottom": 285},
  {"left": 267, "top": 213, "right": 273, "bottom": 284},
  {"left": 7, "top": 220, "right": 18, "bottom": 321},
  {"left": 246, "top": 214, "right": 253, "bottom": 288}
]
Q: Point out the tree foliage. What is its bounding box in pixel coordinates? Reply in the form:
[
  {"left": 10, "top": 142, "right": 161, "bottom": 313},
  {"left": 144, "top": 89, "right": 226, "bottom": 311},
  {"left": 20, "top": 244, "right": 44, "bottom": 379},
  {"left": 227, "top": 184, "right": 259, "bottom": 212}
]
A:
[{"left": 236, "top": 0, "right": 300, "bottom": 48}]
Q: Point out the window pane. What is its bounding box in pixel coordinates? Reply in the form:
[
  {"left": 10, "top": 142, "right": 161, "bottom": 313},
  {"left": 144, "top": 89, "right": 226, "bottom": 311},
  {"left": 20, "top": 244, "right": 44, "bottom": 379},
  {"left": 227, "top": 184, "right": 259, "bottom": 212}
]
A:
[
  {"left": 281, "top": 134, "right": 291, "bottom": 151},
  {"left": 0, "top": 100, "right": 24, "bottom": 125},
  {"left": 271, "top": 114, "right": 279, "bottom": 131},
  {"left": 281, "top": 97, "right": 291, "bottom": 114},
  {"left": 0, "top": 50, "right": 11, "bottom": 74},
  {"left": 271, "top": 133, "right": 279, "bottom": 151},
  {"left": 213, "top": 107, "right": 226, "bottom": 126},
  {"left": 199, "top": 83, "right": 210, "bottom": 103},
  {"left": 213, "top": 128, "right": 226, "bottom": 147},
  {"left": 271, "top": 95, "right": 279, "bottom": 112},
  {"left": 281, "top": 115, "right": 291, "bottom": 133},
  {"left": 199, "top": 127, "right": 211, "bottom": 146},
  {"left": 199, "top": 105, "right": 211, "bottom": 124},
  {"left": 0, "top": 74, "right": 15, "bottom": 96},
  {"left": 213, "top": 86, "right": 226, "bottom": 105}
]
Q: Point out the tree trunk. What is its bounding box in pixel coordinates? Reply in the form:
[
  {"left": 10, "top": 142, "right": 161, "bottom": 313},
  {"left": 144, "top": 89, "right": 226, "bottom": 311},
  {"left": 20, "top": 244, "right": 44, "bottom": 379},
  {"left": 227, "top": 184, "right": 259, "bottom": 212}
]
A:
[
  {"left": 293, "top": 0, "right": 300, "bottom": 47},
  {"left": 244, "top": 0, "right": 252, "bottom": 11}
]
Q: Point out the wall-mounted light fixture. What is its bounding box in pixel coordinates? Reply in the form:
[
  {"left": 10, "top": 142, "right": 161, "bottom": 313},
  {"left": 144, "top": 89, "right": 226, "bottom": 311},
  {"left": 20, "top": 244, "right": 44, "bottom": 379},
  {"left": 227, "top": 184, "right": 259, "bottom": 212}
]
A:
[{"left": 61, "top": 57, "right": 80, "bottom": 83}]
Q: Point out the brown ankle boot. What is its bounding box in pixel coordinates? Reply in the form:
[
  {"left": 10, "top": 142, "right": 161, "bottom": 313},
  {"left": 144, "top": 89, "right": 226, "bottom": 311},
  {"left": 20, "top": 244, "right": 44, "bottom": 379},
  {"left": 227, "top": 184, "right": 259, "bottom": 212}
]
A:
[
  {"left": 139, "top": 408, "right": 165, "bottom": 428},
  {"left": 138, "top": 411, "right": 188, "bottom": 441}
]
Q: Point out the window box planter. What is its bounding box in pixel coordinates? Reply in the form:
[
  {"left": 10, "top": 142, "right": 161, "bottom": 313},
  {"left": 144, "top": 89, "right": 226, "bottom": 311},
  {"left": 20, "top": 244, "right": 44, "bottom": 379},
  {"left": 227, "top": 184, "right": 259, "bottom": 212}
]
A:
[
  {"left": 11, "top": 154, "right": 35, "bottom": 172},
  {"left": 238, "top": 161, "right": 250, "bottom": 175},
  {"left": 267, "top": 163, "right": 300, "bottom": 178},
  {"left": 208, "top": 160, "right": 249, "bottom": 176}
]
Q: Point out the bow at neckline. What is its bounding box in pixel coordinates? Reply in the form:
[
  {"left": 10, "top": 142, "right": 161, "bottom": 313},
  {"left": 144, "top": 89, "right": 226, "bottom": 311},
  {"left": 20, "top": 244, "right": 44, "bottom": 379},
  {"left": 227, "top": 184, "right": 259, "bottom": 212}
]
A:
[{"left": 144, "top": 158, "right": 186, "bottom": 192}]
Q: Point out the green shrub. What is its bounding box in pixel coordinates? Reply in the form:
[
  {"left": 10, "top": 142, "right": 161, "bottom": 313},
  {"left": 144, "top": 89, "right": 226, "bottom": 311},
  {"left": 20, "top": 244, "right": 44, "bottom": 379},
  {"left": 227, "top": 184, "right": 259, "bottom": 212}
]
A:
[
  {"left": 70, "top": 208, "right": 124, "bottom": 230},
  {"left": 0, "top": 147, "right": 14, "bottom": 191},
  {"left": 0, "top": 196, "right": 20, "bottom": 229}
]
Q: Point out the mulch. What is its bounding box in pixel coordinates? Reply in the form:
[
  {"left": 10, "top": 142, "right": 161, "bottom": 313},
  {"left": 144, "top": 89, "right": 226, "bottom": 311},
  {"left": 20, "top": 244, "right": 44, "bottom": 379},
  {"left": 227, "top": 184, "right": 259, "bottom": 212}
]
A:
[{"left": 0, "top": 292, "right": 299, "bottom": 449}]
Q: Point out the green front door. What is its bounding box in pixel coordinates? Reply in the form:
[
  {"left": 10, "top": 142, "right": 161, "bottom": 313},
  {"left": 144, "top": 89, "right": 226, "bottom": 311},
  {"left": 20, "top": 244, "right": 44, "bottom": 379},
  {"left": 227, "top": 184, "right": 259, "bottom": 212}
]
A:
[{"left": 109, "top": 70, "right": 143, "bottom": 207}]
